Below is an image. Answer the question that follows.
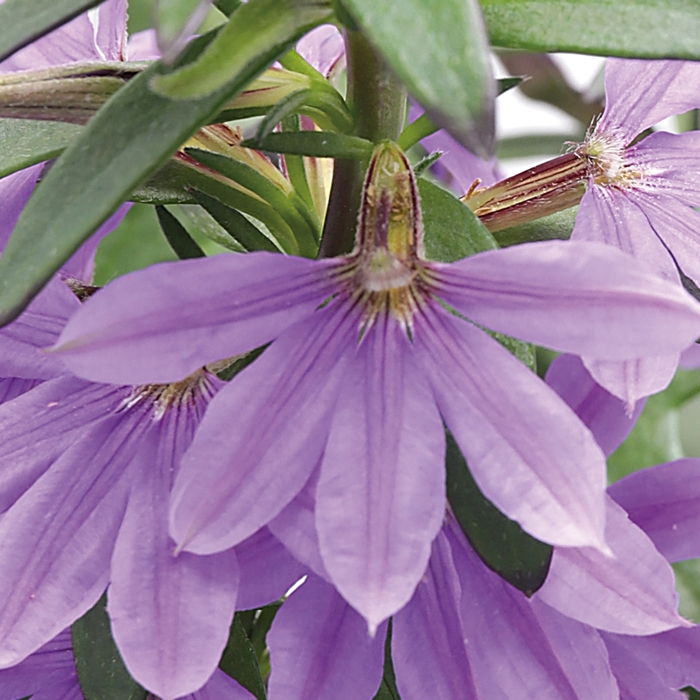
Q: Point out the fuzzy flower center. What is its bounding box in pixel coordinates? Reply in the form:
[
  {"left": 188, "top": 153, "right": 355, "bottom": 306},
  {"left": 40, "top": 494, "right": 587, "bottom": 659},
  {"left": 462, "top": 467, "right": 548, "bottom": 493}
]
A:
[
  {"left": 580, "top": 126, "right": 647, "bottom": 189},
  {"left": 122, "top": 369, "right": 217, "bottom": 420}
]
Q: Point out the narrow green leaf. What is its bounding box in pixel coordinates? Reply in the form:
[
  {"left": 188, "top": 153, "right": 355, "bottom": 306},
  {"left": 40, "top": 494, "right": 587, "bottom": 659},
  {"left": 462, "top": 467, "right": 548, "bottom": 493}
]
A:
[
  {"left": 155, "top": 205, "right": 206, "bottom": 258},
  {"left": 492, "top": 206, "right": 577, "bottom": 248},
  {"left": 446, "top": 432, "right": 553, "bottom": 595},
  {"left": 157, "top": 0, "right": 214, "bottom": 63},
  {"left": 341, "top": 0, "right": 495, "bottom": 155},
  {"left": 185, "top": 147, "right": 319, "bottom": 254},
  {"left": 413, "top": 151, "right": 443, "bottom": 177},
  {"left": 673, "top": 559, "right": 700, "bottom": 624},
  {"left": 71, "top": 595, "right": 148, "bottom": 700},
  {"left": 0, "top": 0, "right": 102, "bottom": 63},
  {"left": 0, "top": 2, "right": 316, "bottom": 326},
  {"left": 192, "top": 189, "right": 278, "bottom": 251},
  {"left": 214, "top": 0, "right": 242, "bottom": 15},
  {"left": 418, "top": 178, "right": 497, "bottom": 262},
  {"left": 256, "top": 89, "right": 315, "bottom": 140},
  {"left": 0, "top": 118, "right": 81, "bottom": 179},
  {"left": 219, "top": 613, "right": 267, "bottom": 700},
  {"left": 684, "top": 686, "right": 700, "bottom": 700},
  {"left": 243, "top": 131, "right": 372, "bottom": 160},
  {"left": 481, "top": 0, "right": 700, "bottom": 59},
  {"left": 152, "top": 0, "right": 333, "bottom": 98}
]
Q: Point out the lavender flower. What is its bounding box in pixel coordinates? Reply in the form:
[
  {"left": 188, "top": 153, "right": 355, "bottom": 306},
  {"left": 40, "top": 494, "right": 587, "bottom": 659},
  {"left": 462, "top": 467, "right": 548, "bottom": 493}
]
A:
[
  {"left": 571, "top": 59, "right": 700, "bottom": 406},
  {"left": 265, "top": 354, "right": 699, "bottom": 700},
  {"left": 53, "top": 141, "right": 700, "bottom": 632}
]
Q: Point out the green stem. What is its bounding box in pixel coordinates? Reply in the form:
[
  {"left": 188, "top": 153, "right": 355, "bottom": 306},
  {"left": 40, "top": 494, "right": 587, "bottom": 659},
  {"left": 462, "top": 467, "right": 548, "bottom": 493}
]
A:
[{"left": 318, "top": 28, "right": 407, "bottom": 258}]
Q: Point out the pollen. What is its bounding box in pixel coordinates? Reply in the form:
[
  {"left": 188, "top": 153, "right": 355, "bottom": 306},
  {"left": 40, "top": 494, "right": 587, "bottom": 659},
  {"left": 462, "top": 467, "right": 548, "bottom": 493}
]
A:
[{"left": 579, "top": 126, "right": 647, "bottom": 190}]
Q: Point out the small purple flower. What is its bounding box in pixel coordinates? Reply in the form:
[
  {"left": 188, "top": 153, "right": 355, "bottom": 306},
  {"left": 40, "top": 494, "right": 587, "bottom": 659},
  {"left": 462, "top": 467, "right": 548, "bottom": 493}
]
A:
[
  {"left": 571, "top": 59, "right": 700, "bottom": 406},
  {"left": 53, "top": 141, "right": 700, "bottom": 631}
]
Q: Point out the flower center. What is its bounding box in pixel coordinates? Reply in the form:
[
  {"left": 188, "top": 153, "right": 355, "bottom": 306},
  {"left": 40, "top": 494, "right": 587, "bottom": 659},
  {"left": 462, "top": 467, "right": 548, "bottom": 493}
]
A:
[{"left": 580, "top": 126, "right": 646, "bottom": 189}]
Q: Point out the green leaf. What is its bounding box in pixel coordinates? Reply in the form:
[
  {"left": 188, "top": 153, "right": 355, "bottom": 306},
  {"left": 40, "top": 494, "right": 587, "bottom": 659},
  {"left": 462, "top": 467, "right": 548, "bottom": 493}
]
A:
[
  {"left": 0, "top": 118, "right": 81, "bottom": 179},
  {"left": 673, "top": 559, "right": 700, "bottom": 625},
  {"left": 0, "top": 0, "right": 102, "bottom": 63},
  {"left": 192, "top": 189, "right": 279, "bottom": 252},
  {"left": 481, "top": 0, "right": 700, "bottom": 59},
  {"left": 0, "top": 4, "right": 315, "bottom": 326},
  {"left": 155, "top": 205, "right": 206, "bottom": 258},
  {"left": 156, "top": 0, "right": 214, "bottom": 63},
  {"left": 497, "top": 134, "right": 581, "bottom": 160},
  {"left": 684, "top": 686, "right": 700, "bottom": 700},
  {"left": 341, "top": 0, "right": 495, "bottom": 155},
  {"left": 151, "top": 0, "right": 333, "bottom": 99},
  {"left": 219, "top": 613, "right": 267, "bottom": 700},
  {"left": 492, "top": 206, "right": 577, "bottom": 248},
  {"left": 608, "top": 369, "right": 700, "bottom": 482},
  {"left": 418, "top": 178, "right": 497, "bottom": 262},
  {"left": 446, "top": 431, "right": 553, "bottom": 595},
  {"left": 71, "top": 595, "right": 148, "bottom": 700},
  {"left": 243, "top": 131, "right": 373, "bottom": 160},
  {"left": 214, "top": 0, "right": 242, "bottom": 15}
]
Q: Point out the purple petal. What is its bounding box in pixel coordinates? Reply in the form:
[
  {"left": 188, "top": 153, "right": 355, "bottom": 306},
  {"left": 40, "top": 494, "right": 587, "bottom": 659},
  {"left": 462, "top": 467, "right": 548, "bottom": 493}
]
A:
[
  {"left": 418, "top": 303, "right": 608, "bottom": 549},
  {"left": 55, "top": 253, "right": 338, "bottom": 384},
  {"left": 0, "top": 376, "right": 41, "bottom": 403},
  {"left": 571, "top": 187, "right": 679, "bottom": 282},
  {"left": 188, "top": 669, "right": 256, "bottom": 700},
  {"left": 535, "top": 497, "right": 687, "bottom": 635},
  {"left": 582, "top": 354, "right": 679, "bottom": 408},
  {"left": 0, "top": 166, "right": 41, "bottom": 251},
  {"left": 269, "top": 465, "right": 330, "bottom": 581},
  {"left": 235, "top": 527, "right": 307, "bottom": 610},
  {"left": 0, "top": 378, "right": 123, "bottom": 513},
  {"left": 604, "top": 625, "right": 700, "bottom": 692},
  {"left": 392, "top": 529, "right": 479, "bottom": 700},
  {"left": 447, "top": 520, "right": 617, "bottom": 700},
  {"left": 0, "top": 411, "right": 137, "bottom": 666},
  {"left": 681, "top": 343, "right": 700, "bottom": 368},
  {"left": 630, "top": 192, "right": 700, "bottom": 288},
  {"left": 316, "top": 315, "right": 445, "bottom": 630},
  {"left": 545, "top": 354, "right": 642, "bottom": 457},
  {"left": 608, "top": 458, "right": 700, "bottom": 563},
  {"left": 266, "top": 574, "right": 386, "bottom": 700},
  {"left": 170, "top": 302, "right": 356, "bottom": 555},
  {"left": 108, "top": 417, "right": 239, "bottom": 700},
  {"left": 630, "top": 130, "right": 700, "bottom": 207},
  {"left": 0, "top": 629, "right": 79, "bottom": 700},
  {"left": 296, "top": 24, "right": 345, "bottom": 77},
  {"left": 602, "top": 633, "right": 686, "bottom": 700},
  {"left": 92, "top": 0, "right": 128, "bottom": 62},
  {"left": 126, "top": 29, "right": 160, "bottom": 61},
  {"left": 599, "top": 59, "right": 700, "bottom": 143},
  {"left": 435, "top": 239, "right": 700, "bottom": 359},
  {"left": 0, "top": 277, "right": 80, "bottom": 380}
]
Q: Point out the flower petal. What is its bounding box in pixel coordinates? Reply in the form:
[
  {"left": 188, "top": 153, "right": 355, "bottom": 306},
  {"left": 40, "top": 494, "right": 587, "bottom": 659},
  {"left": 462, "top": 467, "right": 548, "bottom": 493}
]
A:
[
  {"left": 418, "top": 304, "right": 608, "bottom": 549},
  {"left": 0, "top": 167, "right": 42, "bottom": 251},
  {"left": 535, "top": 497, "right": 686, "bottom": 635},
  {"left": 602, "top": 633, "right": 686, "bottom": 700},
  {"left": 630, "top": 130, "right": 700, "bottom": 207},
  {"left": 447, "top": 520, "right": 617, "bottom": 700},
  {"left": 92, "top": 0, "right": 128, "bottom": 62},
  {"left": 608, "top": 459, "right": 700, "bottom": 563},
  {"left": 582, "top": 354, "right": 679, "bottom": 408},
  {"left": 108, "top": 419, "right": 239, "bottom": 700},
  {"left": 571, "top": 188, "right": 679, "bottom": 281},
  {"left": 0, "top": 412, "right": 137, "bottom": 666},
  {"left": 392, "top": 529, "right": 479, "bottom": 700},
  {"left": 266, "top": 574, "right": 385, "bottom": 700},
  {"left": 55, "top": 253, "right": 338, "bottom": 384},
  {"left": 435, "top": 239, "right": 700, "bottom": 360},
  {"left": 316, "top": 315, "right": 445, "bottom": 630},
  {"left": 545, "top": 354, "right": 642, "bottom": 457},
  {"left": 189, "top": 669, "right": 257, "bottom": 700},
  {"left": 235, "top": 527, "right": 307, "bottom": 610},
  {"left": 170, "top": 302, "right": 355, "bottom": 555},
  {"left": 599, "top": 59, "right": 700, "bottom": 142}
]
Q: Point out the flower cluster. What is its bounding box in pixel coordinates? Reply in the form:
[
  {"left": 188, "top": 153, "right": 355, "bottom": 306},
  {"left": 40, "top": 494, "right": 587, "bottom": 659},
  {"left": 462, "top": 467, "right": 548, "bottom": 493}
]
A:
[{"left": 2, "top": 1, "right": 700, "bottom": 699}]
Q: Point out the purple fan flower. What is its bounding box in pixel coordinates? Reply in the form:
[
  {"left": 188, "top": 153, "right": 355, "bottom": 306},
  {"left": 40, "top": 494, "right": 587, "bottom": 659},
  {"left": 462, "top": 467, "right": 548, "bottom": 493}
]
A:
[
  {"left": 0, "top": 627, "right": 257, "bottom": 700},
  {"left": 264, "top": 354, "right": 699, "bottom": 700},
  {"left": 53, "top": 141, "right": 700, "bottom": 631},
  {"left": 571, "top": 59, "right": 700, "bottom": 406}
]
